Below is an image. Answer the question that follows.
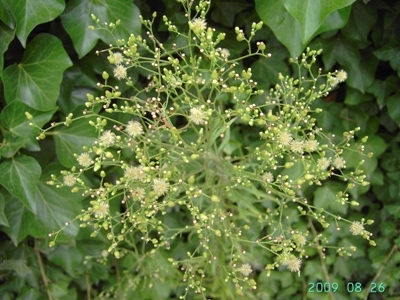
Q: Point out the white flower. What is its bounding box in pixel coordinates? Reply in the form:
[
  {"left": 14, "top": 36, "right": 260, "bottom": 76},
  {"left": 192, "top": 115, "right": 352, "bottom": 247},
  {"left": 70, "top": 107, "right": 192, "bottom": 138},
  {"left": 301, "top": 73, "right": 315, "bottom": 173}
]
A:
[
  {"left": 304, "top": 139, "right": 318, "bottom": 152},
  {"left": 153, "top": 178, "right": 169, "bottom": 196},
  {"left": 126, "top": 120, "right": 143, "bottom": 138},
  {"left": 189, "top": 107, "right": 206, "bottom": 125},
  {"left": 239, "top": 263, "right": 252, "bottom": 276},
  {"left": 290, "top": 139, "right": 304, "bottom": 154},
  {"left": 333, "top": 156, "right": 346, "bottom": 169},
  {"left": 317, "top": 157, "right": 330, "bottom": 170},
  {"left": 132, "top": 187, "right": 146, "bottom": 200},
  {"left": 92, "top": 201, "right": 109, "bottom": 218},
  {"left": 77, "top": 152, "right": 92, "bottom": 167},
  {"left": 125, "top": 166, "right": 146, "bottom": 182},
  {"left": 349, "top": 221, "right": 364, "bottom": 235},
  {"left": 336, "top": 70, "right": 347, "bottom": 82},
  {"left": 63, "top": 174, "right": 76, "bottom": 186},
  {"left": 113, "top": 52, "right": 124, "bottom": 65},
  {"left": 283, "top": 257, "right": 302, "bottom": 274},
  {"left": 99, "top": 130, "right": 116, "bottom": 148},
  {"left": 190, "top": 18, "right": 207, "bottom": 34},
  {"left": 113, "top": 65, "right": 127, "bottom": 80},
  {"left": 263, "top": 172, "right": 274, "bottom": 183},
  {"left": 278, "top": 131, "right": 292, "bottom": 146},
  {"left": 220, "top": 48, "right": 230, "bottom": 59}
]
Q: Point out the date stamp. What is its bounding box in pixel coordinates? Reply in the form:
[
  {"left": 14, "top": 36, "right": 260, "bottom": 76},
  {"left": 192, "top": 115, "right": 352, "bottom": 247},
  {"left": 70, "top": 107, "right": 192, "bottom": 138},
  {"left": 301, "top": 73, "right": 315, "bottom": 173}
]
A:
[{"left": 308, "top": 282, "right": 385, "bottom": 294}]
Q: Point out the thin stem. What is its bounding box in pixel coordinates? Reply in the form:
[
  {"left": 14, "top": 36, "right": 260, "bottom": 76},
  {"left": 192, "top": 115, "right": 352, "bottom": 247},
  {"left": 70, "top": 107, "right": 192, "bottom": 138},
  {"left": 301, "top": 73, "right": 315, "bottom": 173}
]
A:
[
  {"left": 85, "top": 271, "right": 92, "bottom": 300},
  {"left": 363, "top": 244, "right": 398, "bottom": 300},
  {"left": 308, "top": 220, "right": 335, "bottom": 300},
  {"left": 34, "top": 240, "right": 53, "bottom": 300}
]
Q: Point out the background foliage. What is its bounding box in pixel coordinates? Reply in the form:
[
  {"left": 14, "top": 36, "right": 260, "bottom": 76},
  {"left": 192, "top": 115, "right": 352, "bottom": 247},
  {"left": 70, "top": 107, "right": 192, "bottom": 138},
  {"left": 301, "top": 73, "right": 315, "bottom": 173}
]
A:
[{"left": 0, "top": 0, "right": 399, "bottom": 299}]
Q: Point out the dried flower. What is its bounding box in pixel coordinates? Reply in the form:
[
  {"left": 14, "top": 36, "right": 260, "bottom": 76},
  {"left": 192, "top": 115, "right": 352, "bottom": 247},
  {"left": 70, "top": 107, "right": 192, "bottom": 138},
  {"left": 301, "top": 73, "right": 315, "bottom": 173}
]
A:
[
  {"left": 77, "top": 152, "right": 92, "bottom": 167},
  {"left": 239, "top": 263, "right": 252, "bottom": 276},
  {"left": 126, "top": 120, "right": 143, "bottom": 138}
]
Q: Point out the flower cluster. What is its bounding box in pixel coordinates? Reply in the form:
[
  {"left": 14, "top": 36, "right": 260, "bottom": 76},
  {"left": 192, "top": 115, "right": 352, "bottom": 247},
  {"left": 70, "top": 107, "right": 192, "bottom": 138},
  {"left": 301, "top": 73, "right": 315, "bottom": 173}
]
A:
[{"left": 41, "top": 1, "right": 374, "bottom": 298}]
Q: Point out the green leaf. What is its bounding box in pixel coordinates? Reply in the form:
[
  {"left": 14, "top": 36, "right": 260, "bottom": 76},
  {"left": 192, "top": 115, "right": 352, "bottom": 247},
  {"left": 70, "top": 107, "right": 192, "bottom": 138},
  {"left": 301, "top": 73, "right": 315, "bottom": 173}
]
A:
[
  {"left": 60, "top": 0, "right": 141, "bottom": 58},
  {"left": 47, "top": 245, "right": 84, "bottom": 276},
  {"left": 341, "top": 1, "right": 378, "bottom": 42},
  {"left": 35, "top": 178, "right": 81, "bottom": 240},
  {"left": 0, "top": 192, "right": 8, "bottom": 226},
  {"left": 252, "top": 52, "right": 289, "bottom": 89},
  {"left": 0, "top": 131, "right": 26, "bottom": 158},
  {"left": 4, "top": 0, "right": 65, "bottom": 47},
  {"left": 374, "top": 47, "right": 400, "bottom": 77},
  {"left": 0, "top": 259, "right": 31, "bottom": 277},
  {"left": 0, "top": 100, "right": 56, "bottom": 152},
  {"left": 53, "top": 117, "right": 97, "bottom": 167},
  {"left": 2, "top": 194, "right": 38, "bottom": 245},
  {"left": 211, "top": 1, "right": 251, "bottom": 27},
  {"left": 366, "top": 76, "right": 399, "bottom": 107},
  {"left": 386, "top": 91, "right": 400, "bottom": 126},
  {"left": 314, "top": 181, "right": 347, "bottom": 214},
  {"left": 283, "top": 0, "right": 356, "bottom": 44},
  {"left": 0, "top": 21, "right": 14, "bottom": 76},
  {"left": 0, "top": 155, "right": 41, "bottom": 213},
  {"left": 255, "top": 0, "right": 354, "bottom": 57},
  {"left": 3, "top": 34, "right": 72, "bottom": 111}
]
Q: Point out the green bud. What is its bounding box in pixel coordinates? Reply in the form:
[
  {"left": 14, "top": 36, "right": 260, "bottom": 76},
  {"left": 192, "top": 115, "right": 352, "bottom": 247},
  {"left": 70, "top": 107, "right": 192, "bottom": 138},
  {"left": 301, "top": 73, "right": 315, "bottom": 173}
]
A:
[{"left": 102, "top": 71, "right": 109, "bottom": 80}]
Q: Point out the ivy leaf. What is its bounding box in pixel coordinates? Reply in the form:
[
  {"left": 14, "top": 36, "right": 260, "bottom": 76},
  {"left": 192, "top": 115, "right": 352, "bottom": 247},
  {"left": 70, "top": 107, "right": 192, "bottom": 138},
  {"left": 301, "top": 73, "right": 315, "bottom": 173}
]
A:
[
  {"left": 314, "top": 181, "right": 348, "bottom": 214},
  {"left": 3, "top": 0, "right": 65, "bottom": 47},
  {"left": 211, "top": 1, "right": 251, "bottom": 27},
  {"left": 255, "top": 0, "right": 354, "bottom": 57},
  {"left": 386, "top": 91, "right": 400, "bottom": 126},
  {"left": 373, "top": 47, "right": 400, "bottom": 77},
  {"left": 0, "top": 21, "right": 14, "bottom": 76},
  {"left": 0, "top": 192, "right": 8, "bottom": 227},
  {"left": 53, "top": 117, "right": 97, "bottom": 167},
  {"left": 35, "top": 176, "right": 81, "bottom": 241},
  {"left": 283, "top": 0, "right": 356, "bottom": 44},
  {"left": 252, "top": 52, "right": 289, "bottom": 89},
  {"left": 0, "top": 131, "right": 26, "bottom": 158},
  {"left": 1, "top": 194, "right": 38, "bottom": 245},
  {"left": 3, "top": 34, "right": 72, "bottom": 111},
  {"left": 60, "top": 0, "right": 141, "bottom": 58},
  {"left": 0, "top": 100, "right": 56, "bottom": 152},
  {"left": 0, "top": 155, "right": 41, "bottom": 213}
]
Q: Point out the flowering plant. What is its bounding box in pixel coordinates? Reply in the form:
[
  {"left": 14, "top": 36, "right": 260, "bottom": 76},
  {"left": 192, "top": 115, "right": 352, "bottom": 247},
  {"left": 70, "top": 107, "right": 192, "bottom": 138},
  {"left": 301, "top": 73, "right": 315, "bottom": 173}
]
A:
[{"left": 34, "top": 0, "right": 374, "bottom": 298}]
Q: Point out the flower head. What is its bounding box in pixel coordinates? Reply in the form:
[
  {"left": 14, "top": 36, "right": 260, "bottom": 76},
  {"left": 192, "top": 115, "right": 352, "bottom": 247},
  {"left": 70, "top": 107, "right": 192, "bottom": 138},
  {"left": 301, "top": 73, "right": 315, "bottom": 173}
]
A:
[
  {"left": 349, "top": 221, "right": 364, "bottom": 235},
  {"left": 153, "top": 178, "right": 170, "bottom": 196},
  {"left": 317, "top": 157, "right": 330, "bottom": 170},
  {"left": 304, "top": 139, "right": 318, "bottom": 152},
  {"left": 63, "top": 174, "right": 76, "bottom": 186},
  {"left": 126, "top": 120, "right": 143, "bottom": 138},
  {"left": 113, "top": 65, "right": 127, "bottom": 80},
  {"left": 190, "top": 18, "right": 207, "bottom": 34},
  {"left": 290, "top": 139, "right": 304, "bottom": 154},
  {"left": 278, "top": 131, "right": 292, "bottom": 146},
  {"left": 99, "top": 130, "right": 116, "bottom": 148},
  {"left": 132, "top": 187, "right": 146, "bottom": 200},
  {"left": 239, "top": 263, "right": 252, "bottom": 276},
  {"left": 92, "top": 201, "right": 109, "bottom": 218},
  {"left": 263, "top": 172, "right": 274, "bottom": 183},
  {"left": 112, "top": 52, "right": 124, "bottom": 65},
  {"left": 336, "top": 70, "right": 347, "bottom": 83},
  {"left": 125, "top": 166, "right": 146, "bottom": 182},
  {"left": 189, "top": 107, "right": 206, "bottom": 125},
  {"left": 333, "top": 156, "right": 346, "bottom": 169},
  {"left": 77, "top": 152, "right": 92, "bottom": 167},
  {"left": 283, "top": 256, "right": 302, "bottom": 274}
]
